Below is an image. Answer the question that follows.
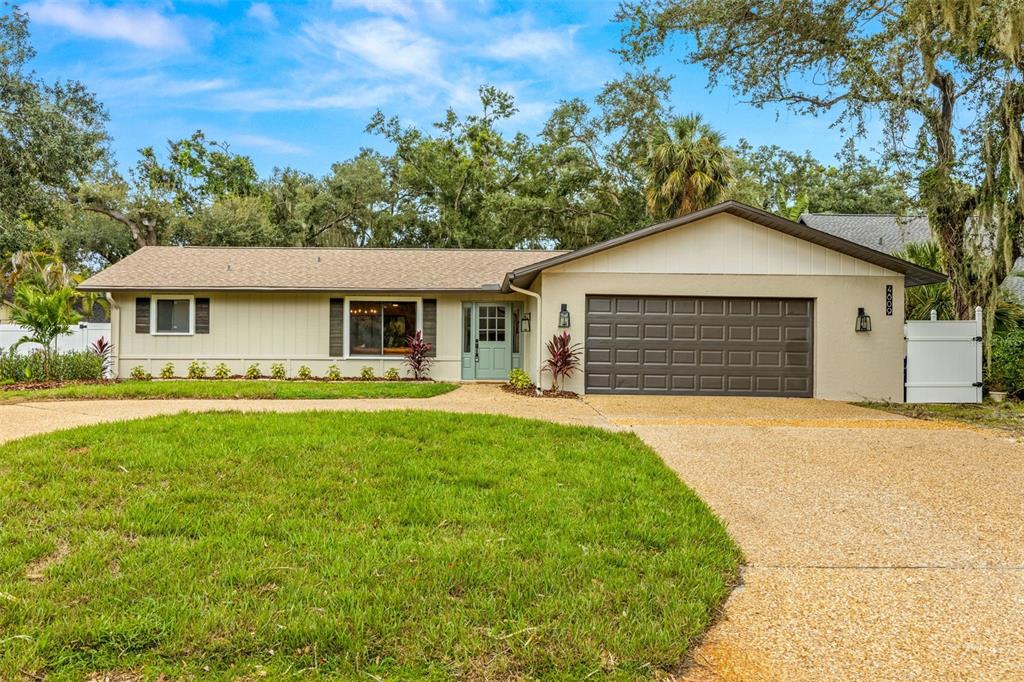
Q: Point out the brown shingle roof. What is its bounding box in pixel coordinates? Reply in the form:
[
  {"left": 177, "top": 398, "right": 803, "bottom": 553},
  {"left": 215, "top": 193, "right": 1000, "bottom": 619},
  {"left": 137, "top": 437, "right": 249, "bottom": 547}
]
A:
[{"left": 79, "top": 246, "right": 568, "bottom": 292}]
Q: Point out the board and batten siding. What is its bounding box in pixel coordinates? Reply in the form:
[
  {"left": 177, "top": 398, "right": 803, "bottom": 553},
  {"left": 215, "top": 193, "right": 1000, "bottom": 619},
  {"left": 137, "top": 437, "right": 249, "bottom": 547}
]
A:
[
  {"left": 547, "top": 212, "right": 896, "bottom": 278},
  {"left": 111, "top": 290, "right": 527, "bottom": 380}
]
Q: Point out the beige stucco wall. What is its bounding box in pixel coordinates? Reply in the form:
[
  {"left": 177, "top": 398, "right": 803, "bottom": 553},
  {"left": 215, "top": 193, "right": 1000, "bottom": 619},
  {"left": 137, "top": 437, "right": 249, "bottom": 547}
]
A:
[
  {"left": 110, "top": 290, "right": 526, "bottom": 381},
  {"left": 531, "top": 213, "right": 906, "bottom": 401}
]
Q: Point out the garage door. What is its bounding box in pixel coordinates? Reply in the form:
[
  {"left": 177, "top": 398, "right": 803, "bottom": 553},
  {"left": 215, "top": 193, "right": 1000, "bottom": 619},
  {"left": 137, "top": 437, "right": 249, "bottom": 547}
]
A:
[{"left": 585, "top": 296, "right": 813, "bottom": 397}]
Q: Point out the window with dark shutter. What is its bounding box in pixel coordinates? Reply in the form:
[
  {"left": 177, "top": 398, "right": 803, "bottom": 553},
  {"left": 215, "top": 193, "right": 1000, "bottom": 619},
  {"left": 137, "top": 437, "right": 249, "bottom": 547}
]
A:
[
  {"left": 422, "top": 299, "right": 437, "bottom": 358},
  {"left": 135, "top": 297, "right": 151, "bottom": 333},
  {"left": 195, "top": 298, "right": 210, "bottom": 334},
  {"left": 329, "top": 298, "right": 345, "bottom": 357}
]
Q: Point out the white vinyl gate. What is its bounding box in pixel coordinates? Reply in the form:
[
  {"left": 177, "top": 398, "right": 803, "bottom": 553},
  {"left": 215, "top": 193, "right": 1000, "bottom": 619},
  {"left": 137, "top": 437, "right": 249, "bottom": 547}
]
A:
[
  {"left": 905, "top": 307, "right": 983, "bottom": 404},
  {"left": 0, "top": 322, "right": 112, "bottom": 355}
]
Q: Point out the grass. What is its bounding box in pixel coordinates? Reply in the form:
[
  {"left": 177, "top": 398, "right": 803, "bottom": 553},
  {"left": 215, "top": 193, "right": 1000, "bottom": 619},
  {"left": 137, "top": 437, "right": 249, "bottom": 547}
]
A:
[
  {"left": 0, "top": 411, "right": 740, "bottom": 680},
  {"left": 859, "top": 399, "right": 1024, "bottom": 436},
  {"left": 0, "top": 379, "right": 457, "bottom": 402}
]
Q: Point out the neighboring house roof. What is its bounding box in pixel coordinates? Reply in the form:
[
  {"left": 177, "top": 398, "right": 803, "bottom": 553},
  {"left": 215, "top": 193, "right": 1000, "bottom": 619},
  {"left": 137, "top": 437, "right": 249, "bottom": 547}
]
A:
[
  {"left": 78, "top": 246, "right": 569, "bottom": 293},
  {"left": 801, "top": 212, "right": 1024, "bottom": 301},
  {"left": 503, "top": 201, "right": 947, "bottom": 290}
]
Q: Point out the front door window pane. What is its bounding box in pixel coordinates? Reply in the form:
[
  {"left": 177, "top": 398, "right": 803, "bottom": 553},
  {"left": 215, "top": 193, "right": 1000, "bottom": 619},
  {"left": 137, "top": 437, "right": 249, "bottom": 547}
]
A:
[
  {"left": 155, "top": 299, "right": 191, "bottom": 333},
  {"left": 477, "top": 305, "right": 506, "bottom": 342}
]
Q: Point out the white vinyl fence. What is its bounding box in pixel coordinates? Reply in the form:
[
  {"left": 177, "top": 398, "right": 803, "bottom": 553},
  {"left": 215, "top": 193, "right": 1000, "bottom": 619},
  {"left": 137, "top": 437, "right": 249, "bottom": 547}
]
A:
[
  {"left": 0, "top": 322, "right": 112, "bottom": 355},
  {"left": 905, "top": 306, "right": 983, "bottom": 404}
]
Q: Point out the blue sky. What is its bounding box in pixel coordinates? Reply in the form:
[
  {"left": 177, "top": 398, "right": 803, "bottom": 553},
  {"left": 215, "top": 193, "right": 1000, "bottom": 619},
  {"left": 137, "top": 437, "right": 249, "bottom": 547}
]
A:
[{"left": 23, "top": 0, "right": 847, "bottom": 176}]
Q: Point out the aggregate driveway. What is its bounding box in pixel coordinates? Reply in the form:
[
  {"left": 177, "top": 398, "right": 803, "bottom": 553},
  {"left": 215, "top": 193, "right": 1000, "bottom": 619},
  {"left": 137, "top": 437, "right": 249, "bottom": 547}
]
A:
[{"left": 1, "top": 386, "right": 1022, "bottom": 680}]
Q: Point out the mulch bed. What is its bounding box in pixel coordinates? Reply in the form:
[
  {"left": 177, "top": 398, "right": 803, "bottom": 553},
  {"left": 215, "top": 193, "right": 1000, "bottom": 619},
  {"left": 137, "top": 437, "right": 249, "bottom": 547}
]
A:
[
  {"left": 501, "top": 384, "right": 579, "bottom": 399},
  {"left": 0, "top": 379, "right": 114, "bottom": 392},
  {"left": 0, "top": 378, "right": 434, "bottom": 392}
]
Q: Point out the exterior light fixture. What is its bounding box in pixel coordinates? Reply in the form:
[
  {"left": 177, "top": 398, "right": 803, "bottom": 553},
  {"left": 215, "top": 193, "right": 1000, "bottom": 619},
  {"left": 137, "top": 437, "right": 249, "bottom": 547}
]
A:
[
  {"left": 855, "top": 307, "right": 872, "bottom": 332},
  {"left": 520, "top": 313, "right": 531, "bottom": 333},
  {"left": 558, "top": 304, "right": 570, "bottom": 328}
]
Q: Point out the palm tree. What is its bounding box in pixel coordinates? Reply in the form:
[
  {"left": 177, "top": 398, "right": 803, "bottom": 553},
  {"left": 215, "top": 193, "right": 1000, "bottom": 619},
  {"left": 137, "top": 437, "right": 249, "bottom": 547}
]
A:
[
  {"left": 9, "top": 283, "right": 83, "bottom": 379},
  {"left": 643, "top": 114, "right": 733, "bottom": 220}
]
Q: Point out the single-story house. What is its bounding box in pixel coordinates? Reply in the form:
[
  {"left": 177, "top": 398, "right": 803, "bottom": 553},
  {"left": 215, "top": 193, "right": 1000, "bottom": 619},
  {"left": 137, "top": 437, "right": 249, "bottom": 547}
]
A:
[
  {"left": 79, "top": 201, "right": 944, "bottom": 401},
  {"left": 800, "top": 212, "right": 1024, "bottom": 302}
]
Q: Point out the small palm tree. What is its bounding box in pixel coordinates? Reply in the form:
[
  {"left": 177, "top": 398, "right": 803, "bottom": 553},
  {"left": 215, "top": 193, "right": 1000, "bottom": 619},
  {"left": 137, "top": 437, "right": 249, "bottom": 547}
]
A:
[
  {"left": 9, "top": 283, "right": 83, "bottom": 379},
  {"left": 643, "top": 114, "right": 734, "bottom": 220}
]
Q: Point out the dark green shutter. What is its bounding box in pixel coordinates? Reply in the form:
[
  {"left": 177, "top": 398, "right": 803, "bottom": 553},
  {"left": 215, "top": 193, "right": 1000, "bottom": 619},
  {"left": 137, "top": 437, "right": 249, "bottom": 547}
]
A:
[
  {"left": 329, "top": 298, "right": 345, "bottom": 357},
  {"left": 135, "top": 297, "right": 150, "bottom": 333},
  {"left": 422, "top": 298, "right": 437, "bottom": 358},
  {"left": 195, "top": 298, "right": 210, "bottom": 334}
]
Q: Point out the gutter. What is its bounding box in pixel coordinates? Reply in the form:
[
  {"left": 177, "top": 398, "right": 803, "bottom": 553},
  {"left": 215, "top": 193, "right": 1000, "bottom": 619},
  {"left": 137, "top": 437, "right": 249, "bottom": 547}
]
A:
[
  {"left": 507, "top": 281, "right": 542, "bottom": 394},
  {"left": 105, "top": 293, "right": 119, "bottom": 379}
]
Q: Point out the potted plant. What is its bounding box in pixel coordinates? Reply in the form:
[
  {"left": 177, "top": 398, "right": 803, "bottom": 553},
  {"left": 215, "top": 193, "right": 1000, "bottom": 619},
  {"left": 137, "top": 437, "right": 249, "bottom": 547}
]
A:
[{"left": 988, "top": 377, "right": 1008, "bottom": 403}]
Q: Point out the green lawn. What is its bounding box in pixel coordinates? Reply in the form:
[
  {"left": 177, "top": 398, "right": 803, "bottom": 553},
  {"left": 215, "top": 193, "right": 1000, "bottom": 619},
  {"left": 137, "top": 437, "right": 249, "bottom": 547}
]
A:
[
  {"left": 0, "top": 411, "right": 740, "bottom": 680},
  {"left": 0, "top": 379, "right": 457, "bottom": 402},
  {"left": 860, "top": 399, "right": 1024, "bottom": 436}
]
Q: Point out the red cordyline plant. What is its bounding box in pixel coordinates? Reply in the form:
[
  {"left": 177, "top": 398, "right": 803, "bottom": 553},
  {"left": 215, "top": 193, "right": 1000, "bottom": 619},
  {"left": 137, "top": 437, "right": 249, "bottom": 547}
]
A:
[
  {"left": 542, "top": 331, "right": 582, "bottom": 392},
  {"left": 404, "top": 331, "right": 432, "bottom": 380},
  {"left": 90, "top": 336, "right": 113, "bottom": 377}
]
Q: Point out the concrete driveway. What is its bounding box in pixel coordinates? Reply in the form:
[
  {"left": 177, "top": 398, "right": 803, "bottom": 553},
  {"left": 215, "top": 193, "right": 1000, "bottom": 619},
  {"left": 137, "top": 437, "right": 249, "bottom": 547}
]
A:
[{"left": 1, "top": 387, "right": 1022, "bottom": 679}]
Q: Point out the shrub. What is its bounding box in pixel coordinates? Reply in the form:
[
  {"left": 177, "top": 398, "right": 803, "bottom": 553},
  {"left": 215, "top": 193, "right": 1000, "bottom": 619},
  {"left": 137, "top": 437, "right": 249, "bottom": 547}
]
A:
[
  {"left": 542, "top": 331, "right": 582, "bottom": 392},
  {"left": 52, "top": 351, "right": 104, "bottom": 381},
  {"left": 360, "top": 366, "right": 375, "bottom": 380},
  {"left": 130, "top": 365, "right": 152, "bottom": 381},
  {"left": 508, "top": 368, "right": 534, "bottom": 391},
  {"left": 297, "top": 365, "right": 313, "bottom": 380},
  {"left": 987, "top": 331, "right": 1024, "bottom": 395},
  {"left": 326, "top": 364, "right": 342, "bottom": 381},
  {"left": 384, "top": 367, "right": 400, "bottom": 381},
  {"left": 403, "top": 331, "right": 432, "bottom": 380},
  {"left": 245, "top": 363, "right": 261, "bottom": 379},
  {"left": 160, "top": 362, "right": 175, "bottom": 379},
  {"left": 270, "top": 363, "right": 287, "bottom": 380},
  {"left": 0, "top": 348, "right": 104, "bottom": 383},
  {"left": 187, "top": 360, "right": 207, "bottom": 379},
  {"left": 213, "top": 362, "right": 231, "bottom": 379}
]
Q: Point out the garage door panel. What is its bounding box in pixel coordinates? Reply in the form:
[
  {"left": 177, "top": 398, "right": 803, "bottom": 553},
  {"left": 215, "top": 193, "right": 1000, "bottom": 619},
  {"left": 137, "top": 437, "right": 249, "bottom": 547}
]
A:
[{"left": 585, "top": 295, "right": 813, "bottom": 397}]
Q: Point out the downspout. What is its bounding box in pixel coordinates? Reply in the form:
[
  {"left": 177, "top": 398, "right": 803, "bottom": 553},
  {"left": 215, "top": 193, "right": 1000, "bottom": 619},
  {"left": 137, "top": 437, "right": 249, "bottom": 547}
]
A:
[
  {"left": 508, "top": 282, "right": 542, "bottom": 394},
  {"left": 105, "top": 293, "right": 119, "bottom": 379}
]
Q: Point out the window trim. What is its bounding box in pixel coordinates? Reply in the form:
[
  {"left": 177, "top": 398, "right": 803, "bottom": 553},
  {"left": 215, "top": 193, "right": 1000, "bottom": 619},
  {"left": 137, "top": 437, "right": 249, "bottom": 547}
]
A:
[
  {"left": 344, "top": 296, "right": 422, "bottom": 359},
  {"left": 150, "top": 294, "right": 195, "bottom": 336}
]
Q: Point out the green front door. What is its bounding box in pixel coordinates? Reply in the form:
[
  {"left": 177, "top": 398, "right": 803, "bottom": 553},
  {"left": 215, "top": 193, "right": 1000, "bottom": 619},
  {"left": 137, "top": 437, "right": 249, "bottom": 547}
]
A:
[{"left": 462, "top": 302, "right": 511, "bottom": 380}]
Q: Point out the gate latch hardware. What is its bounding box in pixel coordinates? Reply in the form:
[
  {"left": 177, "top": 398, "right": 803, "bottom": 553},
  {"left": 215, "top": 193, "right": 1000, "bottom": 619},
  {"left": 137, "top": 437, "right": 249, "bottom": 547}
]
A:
[
  {"left": 973, "top": 336, "right": 983, "bottom": 342},
  {"left": 972, "top": 382, "right": 983, "bottom": 387}
]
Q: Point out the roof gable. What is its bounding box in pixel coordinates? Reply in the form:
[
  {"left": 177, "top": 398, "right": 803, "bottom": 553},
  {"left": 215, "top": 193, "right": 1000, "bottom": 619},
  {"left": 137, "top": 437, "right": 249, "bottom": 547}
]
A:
[{"left": 504, "top": 202, "right": 946, "bottom": 289}]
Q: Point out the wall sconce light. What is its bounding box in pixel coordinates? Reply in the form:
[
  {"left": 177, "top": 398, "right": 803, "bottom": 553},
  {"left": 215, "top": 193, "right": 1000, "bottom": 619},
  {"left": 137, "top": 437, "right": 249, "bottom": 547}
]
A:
[
  {"left": 855, "top": 307, "right": 872, "bottom": 332},
  {"left": 558, "top": 304, "right": 571, "bottom": 328},
  {"left": 520, "top": 313, "right": 531, "bottom": 333}
]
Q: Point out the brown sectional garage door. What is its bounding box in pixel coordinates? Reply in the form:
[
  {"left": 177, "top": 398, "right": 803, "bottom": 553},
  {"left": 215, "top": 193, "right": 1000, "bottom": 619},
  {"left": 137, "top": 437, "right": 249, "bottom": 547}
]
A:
[{"left": 585, "top": 296, "right": 813, "bottom": 397}]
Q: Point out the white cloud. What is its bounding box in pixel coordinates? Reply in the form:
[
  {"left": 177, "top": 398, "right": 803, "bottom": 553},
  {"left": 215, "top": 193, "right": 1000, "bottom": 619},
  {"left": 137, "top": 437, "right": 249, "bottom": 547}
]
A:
[
  {"left": 211, "top": 84, "right": 398, "bottom": 112},
  {"left": 303, "top": 18, "right": 442, "bottom": 80},
  {"left": 485, "top": 28, "right": 577, "bottom": 61},
  {"left": 246, "top": 2, "right": 277, "bottom": 27},
  {"left": 231, "top": 134, "right": 306, "bottom": 155},
  {"left": 331, "top": 0, "right": 416, "bottom": 19},
  {"left": 25, "top": 0, "right": 190, "bottom": 50}
]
